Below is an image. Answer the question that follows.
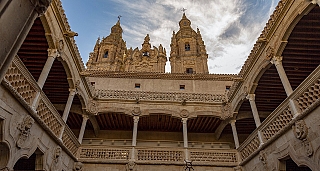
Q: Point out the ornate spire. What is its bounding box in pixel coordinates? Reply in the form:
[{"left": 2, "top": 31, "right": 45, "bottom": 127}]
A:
[{"left": 179, "top": 12, "right": 191, "bottom": 28}]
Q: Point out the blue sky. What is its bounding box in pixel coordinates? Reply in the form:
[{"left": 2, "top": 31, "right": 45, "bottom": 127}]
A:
[{"left": 61, "top": 0, "right": 279, "bottom": 74}]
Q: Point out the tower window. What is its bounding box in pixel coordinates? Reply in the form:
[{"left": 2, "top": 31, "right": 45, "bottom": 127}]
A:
[
  {"left": 186, "top": 68, "right": 193, "bottom": 74},
  {"left": 180, "top": 85, "right": 185, "bottom": 90},
  {"left": 104, "top": 51, "right": 109, "bottom": 58},
  {"left": 226, "top": 86, "right": 231, "bottom": 90},
  {"left": 185, "top": 43, "right": 190, "bottom": 51},
  {"left": 135, "top": 83, "right": 141, "bottom": 88},
  {"left": 143, "top": 51, "right": 149, "bottom": 57}
]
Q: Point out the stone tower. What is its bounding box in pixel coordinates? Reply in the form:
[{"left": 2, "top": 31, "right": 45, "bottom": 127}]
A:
[
  {"left": 124, "top": 34, "right": 167, "bottom": 73},
  {"left": 169, "top": 13, "right": 209, "bottom": 74},
  {"left": 86, "top": 19, "right": 127, "bottom": 71}
]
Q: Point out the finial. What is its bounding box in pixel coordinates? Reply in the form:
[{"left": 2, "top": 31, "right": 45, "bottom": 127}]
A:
[
  {"left": 181, "top": 8, "right": 187, "bottom": 13},
  {"left": 118, "top": 15, "right": 122, "bottom": 22}
]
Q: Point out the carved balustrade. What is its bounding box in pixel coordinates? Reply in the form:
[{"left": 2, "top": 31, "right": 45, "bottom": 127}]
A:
[
  {"left": 95, "top": 89, "right": 226, "bottom": 103},
  {"left": 2, "top": 55, "right": 80, "bottom": 157},
  {"left": 77, "top": 146, "right": 239, "bottom": 166},
  {"left": 238, "top": 65, "right": 320, "bottom": 162}
]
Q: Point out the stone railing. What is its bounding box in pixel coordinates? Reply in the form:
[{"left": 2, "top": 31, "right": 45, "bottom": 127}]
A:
[
  {"left": 2, "top": 55, "right": 80, "bottom": 158},
  {"left": 77, "top": 146, "right": 239, "bottom": 166},
  {"left": 82, "top": 138, "right": 232, "bottom": 149},
  {"left": 95, "top": 89, "right": 226, "bottom": 103},
  {"left": 238, "top": 65, "right": 320, "bottom": 162}
]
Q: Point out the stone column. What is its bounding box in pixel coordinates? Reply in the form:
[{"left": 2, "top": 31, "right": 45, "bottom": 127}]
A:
[
  {"left": 182, "top": 118, "right": 188, "bottom": 148},
  {"left": 270, "top": 56, "right": 293, "bottom": 96},
  {"left": 32, "top": 49, "right": 59, "bottom": 109},
  {"left": 246, "top": 94, "right": 261, "bottom": 127},
  {"left": 78, "top": 115, "right": 89, "bottom": 144},
  {"left": 132, "top": 116, "right": 139, "bottom": 147},
  {"left": 0, "top": 0, "right": 52, "bottom": 81},
  {"left": 271, "top": 56, "right": 300, "bottom": 117},
  {"left": 62, "top": 89, "right": 76, "bottom": 122},
  {"left": 246, "top": 94, "right": 264, "bottom": 145},
  {"left": 230, "top": 120, "right": 240, "bottom": 149}
]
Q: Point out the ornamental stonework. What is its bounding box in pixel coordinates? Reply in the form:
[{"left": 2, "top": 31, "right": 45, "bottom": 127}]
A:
[{"left": 16, "top": 115, "right": 34, "bottom": 149}]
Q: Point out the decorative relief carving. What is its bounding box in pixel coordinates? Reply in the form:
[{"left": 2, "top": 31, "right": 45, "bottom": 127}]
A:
[
  {"left": 221, "top": 103, "right": 232, "bottom": 120},
  {"left": 50, "top": 146, "right": 62, "bottom": 171},
  {"left": 258, "top": 150, "right": 267, "bottom": 166},
  {"left": 16, "top": 115, "right": 34, "bottom": 148},
  {"left": 265, "top": 46, "right": 274, "bottom": 60},
  {"left": 132, "top": 107, "right": 141, "bottom": 116},
  {"left": 96, "top": 89, "right": 225, "bottom": 103},
  {"left": 293, "top": 120, "right": 308, "bottom": 140},
  {"left": 29, "top": 0, "right": 52, "bottom": 16},
  {"left": 126, "top": 161, "right": 136, "bottom": 171},
  {"left": 86, "top": 99, "right": 99, "bottom": 115},
  {"left": 79, "top": 148, "right": 129, "bottom": 160},
  {"left": 73, "top": 162, "right": 83, "bottom": 171},
  {"left": 180, "top": 109, "right": 189, "bottom": 118},
  {"left": 190, "top": 151, "right": 238, "bottom": 163},
  {"left": 137, "top": 150, "right": 183, "bottom": 162},
  {"left": 57, "top": 40, "right": 64, "bottom": 52},
  {"left": 292, "top": 120, "right": 313, "bottom": 157}
]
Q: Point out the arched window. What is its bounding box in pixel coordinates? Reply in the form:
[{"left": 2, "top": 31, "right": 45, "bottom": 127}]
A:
[
  {"left": 103, "top": 51, "right": 108, "bottom": 58},
  {"left": 143, "top": 51, "right": 149, "bottom": 57},
  {"left": 185, "top": 43, "right": 190, "bottom": 51}
]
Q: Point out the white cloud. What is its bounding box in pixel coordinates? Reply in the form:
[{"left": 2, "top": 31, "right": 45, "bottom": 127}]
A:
[{"left": 109, "top": 0, "right": 278, "bottom": 74}]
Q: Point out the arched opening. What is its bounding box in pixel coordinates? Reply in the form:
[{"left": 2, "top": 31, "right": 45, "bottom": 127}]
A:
[
  {"left": 103, "top": 51, "right": 108, "bottom": 58},
  {"left": 0, "top": 143, "right": 10, "bottom": 169},
  {"left": 13, "top": 149, "right": 44, "bottom": 171},
  {"left": 185, "top": 42, "right": 190, "bottom": 51},
  {"left": 279, "top": 158, "right": 311, "bottom": 171}
]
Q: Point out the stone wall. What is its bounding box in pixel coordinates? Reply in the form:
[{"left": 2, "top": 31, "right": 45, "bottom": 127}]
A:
[{"left": 0, "top": 85, "right": 76, "bottom": 170}]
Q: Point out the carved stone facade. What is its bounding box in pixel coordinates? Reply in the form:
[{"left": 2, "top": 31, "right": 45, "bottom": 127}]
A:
[
  {"left": 86, "top": 21, "right": 167, "bottom": 73},
  {"left": 169, "top": 13, "right": 209, "bottom": 74}
]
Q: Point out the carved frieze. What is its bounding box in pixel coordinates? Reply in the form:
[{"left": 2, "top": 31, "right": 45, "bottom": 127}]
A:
[{"left": 16, "top": 115, "right": 35, "bottom": 149}]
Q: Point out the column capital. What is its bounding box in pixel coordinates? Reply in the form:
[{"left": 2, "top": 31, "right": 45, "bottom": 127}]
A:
[
  {"left": 181, "top": 118, "right": 188, "bottom": 123},
  {"left": 270, "top": 56, "right": 283, "bottom": 66},
  {"left": 82, "top": 115, "right": 89, "bottom": 121},
  {"left": 30, "top": 0, "right": 52, "bottom": 16},
  {"left": 69, "top": 88, "right": 77, "bottom": 94},
  {"left": 133, "top": 116, "right": 139, "bottom": 123},
  {"left": 246, "top": 94, "right": 255, "bottom": 101},
  {"left": 229, "top": 119, "right": 236, "bottom": 124},
  {"left": 47, "top": 48, "right": 60, "bottom": 58}
]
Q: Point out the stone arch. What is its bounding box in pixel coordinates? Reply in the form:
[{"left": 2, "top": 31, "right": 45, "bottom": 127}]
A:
[{"left": 13, "top": 148, "right": 44, "bottom": 171}]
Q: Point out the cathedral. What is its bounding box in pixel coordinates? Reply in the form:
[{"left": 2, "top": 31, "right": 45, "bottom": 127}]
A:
[{"left": 0, "top": 0, "right": 320, "bottom": 171}]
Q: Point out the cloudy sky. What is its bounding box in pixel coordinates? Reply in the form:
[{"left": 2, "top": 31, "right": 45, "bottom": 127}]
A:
[{"left": 61, "top": 0, "right": 279, "bottom": 74}]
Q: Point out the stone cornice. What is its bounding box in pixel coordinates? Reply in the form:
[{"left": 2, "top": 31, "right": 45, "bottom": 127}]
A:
[{"left": 82, "top": 70, "right": 237, "bottom": 81}]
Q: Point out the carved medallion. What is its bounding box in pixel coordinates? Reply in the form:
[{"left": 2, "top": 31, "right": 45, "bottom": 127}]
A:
[
  {"left": 87, "top": 100, "right": 99, "bottom": 115},
  {"left": 221, "top": 103, "right": 232, "bottom": 120},
  {"left": 180, "top": 109, "right": 189, "bottom": 118},
  {"left": 259, "top": 150, "right": 267, "bottom": 166},
  {"left": 132, "top": 107, "right": 141, "bottom": 116},
  {"left": 17, "top": 115, "right": 34, "bottom": 148}
]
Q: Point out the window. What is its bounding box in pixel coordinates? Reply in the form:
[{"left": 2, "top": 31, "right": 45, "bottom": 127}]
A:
[
  {"left": 186, "top": 68, "right": 193, "bottom": 74},
  {"left": 103, "top": 51, "right": 108, "bottom": 58},
  {"left": 91, "top": 82, "right": 95, "bottom": 86},
  {"left": 185, "top": 43, "right": 190, "bottom": 51},
  {"left": 143, "top": 51, "right": 149, "bottom": 57},
  {"left": 226, "top": 86, "right": 231, "bottom": 90},
  {"left": 135, "top": 83, "right": 140, "bottom": 88},
  {"left": 180, "top": 85, "right": 185, "bottom": 90}
]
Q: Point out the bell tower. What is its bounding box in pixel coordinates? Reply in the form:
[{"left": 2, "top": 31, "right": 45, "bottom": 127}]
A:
[
  {"left": 169, "top": 13, "right": 209, "bottom": 74},
  {"left": 86, "top": 18, "right": 127, "bottom": 71}
]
